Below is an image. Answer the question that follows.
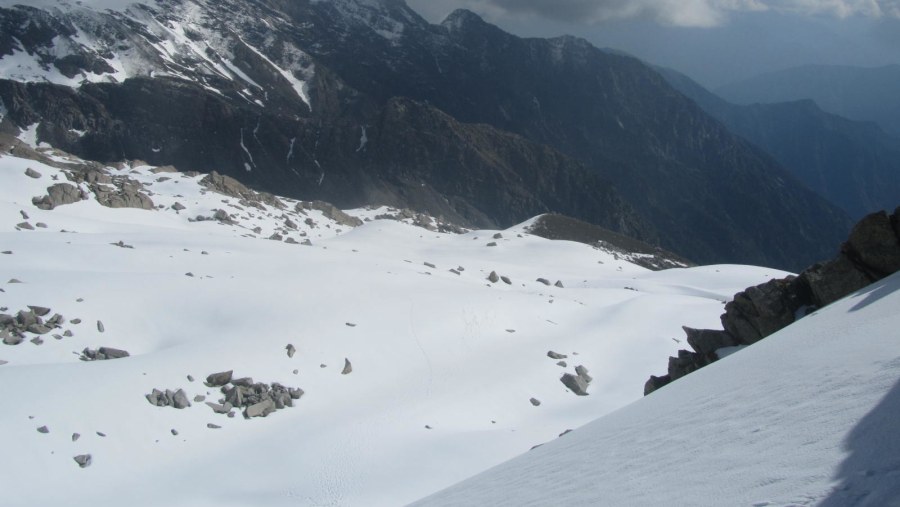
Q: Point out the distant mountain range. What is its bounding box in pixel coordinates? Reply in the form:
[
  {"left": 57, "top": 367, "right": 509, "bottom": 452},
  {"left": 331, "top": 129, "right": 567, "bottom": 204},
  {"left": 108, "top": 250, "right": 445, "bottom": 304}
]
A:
[
  {"left": 0, "top": 0, "right": 852, "bottom": 270},
  {"left": 662, "top": 67, "right": 900, "bottom": 221},
  {"left": 717, "top": 64, "right": 900, "bottom": 139}
]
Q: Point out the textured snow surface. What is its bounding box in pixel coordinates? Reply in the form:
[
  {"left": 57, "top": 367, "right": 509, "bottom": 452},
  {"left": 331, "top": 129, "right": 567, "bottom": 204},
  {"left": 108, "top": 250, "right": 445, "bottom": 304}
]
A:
[
  {"left": 0, "top": 145, "right": 792, "bottom": 506},
  {"left": 416, "top": 274, "right": 900, "bottom": 507}
]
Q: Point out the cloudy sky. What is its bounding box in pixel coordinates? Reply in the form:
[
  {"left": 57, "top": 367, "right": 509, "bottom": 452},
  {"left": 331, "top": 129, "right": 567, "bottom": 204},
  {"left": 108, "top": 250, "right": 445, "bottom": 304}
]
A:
[{"left": 406, "top": 0, "right": 900, "bottom": 87}]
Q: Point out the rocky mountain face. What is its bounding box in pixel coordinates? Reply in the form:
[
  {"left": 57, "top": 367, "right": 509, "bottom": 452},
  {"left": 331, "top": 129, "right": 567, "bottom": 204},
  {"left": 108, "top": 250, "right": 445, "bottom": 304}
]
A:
[
  {"left": 662, "top": 68, "right": 900, "bottom": 221},
  {"left": 645, "top": 207, "right": 900, "bottom": 395},
  {"left": 716, "top": 64, "right": 900, "bottom": 139},
  {"left": 0, "top": 0, "right": 853, "bottom": 270}
]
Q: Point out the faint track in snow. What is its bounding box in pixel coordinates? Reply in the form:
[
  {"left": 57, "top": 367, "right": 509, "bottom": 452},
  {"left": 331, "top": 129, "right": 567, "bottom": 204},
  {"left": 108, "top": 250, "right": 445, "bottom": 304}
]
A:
[{"left": 409, "top": 302, "right": 434, "bottom": 398}]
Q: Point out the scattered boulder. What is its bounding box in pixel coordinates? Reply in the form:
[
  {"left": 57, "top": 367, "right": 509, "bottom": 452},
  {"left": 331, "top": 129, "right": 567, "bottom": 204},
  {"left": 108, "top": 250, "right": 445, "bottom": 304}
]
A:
[
  {"left": 574, "top": 365, "right": 593, "bottom": 383},
  {"left": 560, "top": 373, "right": 590, "bottom": 396},
  {"left": 37, "top": 425, "right": 49, "bottom": 434},
  {"left": 27, "top": 306, "right": 51, "bottom": 317},
  {"left": 487, "top": 271, "right": 500, "bottom": 283},
  {"left": 17, "top": 222, "right": 34, "bottom": 230},
  {"left": 493, "top": 233, "right": 503, "bottom": 239},
  {"left": 341, "top": 358, "right": 353, "bottom": 375},
  {"left": 529, "top": 398, "right": 541, "bottom": 407},
  {"left": 244, "top": 399, "right": 277, "bottom": 419},
  {"left": 554, "top": 280, "right": 565, "bottom": 288},
  {"left": 25, "top": 167, "right": 42, "bottom": 179},
  {"left": 500, "top": 276, "right": 512, "bottom": 285},
  {"left": 96, "top": 321, "right": 105, "bottom": 333},
  {"left": 73, "top": 454, "right": 92, "bottom": 468},
  {"left": 80, "top": 347, "right": 129, "bottom": 361},
  {"left": 146, "top": 388, "right": 191, "bottom": 409},
  {"left": 205, "top": 370, "right": 233, "bottom": 387},
  {"left": 536, "top": 278, "right": 551, "bottom": 286},
  {"left": 286, "top": 344, "right": 296, "bottom": 358},
  {"left": 171, "top": 202, "right": 186, "bottom": 211},
  {"left": 547, "top": 351, "right": 567, "bottom": 360}
]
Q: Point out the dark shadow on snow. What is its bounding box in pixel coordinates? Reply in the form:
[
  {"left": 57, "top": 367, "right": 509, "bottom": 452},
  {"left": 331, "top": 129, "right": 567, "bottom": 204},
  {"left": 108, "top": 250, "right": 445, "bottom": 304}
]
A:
[
  {"left": 849, "top": 273, "right": 900, "bottom": 313},
  {"left": 819, "top": 376, "right": 900, "bottom": 507}
]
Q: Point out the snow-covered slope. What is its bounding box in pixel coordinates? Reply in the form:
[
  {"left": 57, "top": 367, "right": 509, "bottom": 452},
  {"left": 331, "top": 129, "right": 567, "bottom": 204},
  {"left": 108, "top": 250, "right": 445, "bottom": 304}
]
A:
[
  {"left": 415, "top": 272, "right": 900, "bottom": 506},
  {"left": 0, "top": 142, "right": 789, "bottom": 506}
]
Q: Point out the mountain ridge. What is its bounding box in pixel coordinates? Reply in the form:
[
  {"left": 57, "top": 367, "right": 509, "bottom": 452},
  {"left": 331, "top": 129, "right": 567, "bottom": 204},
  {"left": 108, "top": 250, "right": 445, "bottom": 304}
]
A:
[{"left": 0, "top": 0, "right": 853, "bottom": 270}]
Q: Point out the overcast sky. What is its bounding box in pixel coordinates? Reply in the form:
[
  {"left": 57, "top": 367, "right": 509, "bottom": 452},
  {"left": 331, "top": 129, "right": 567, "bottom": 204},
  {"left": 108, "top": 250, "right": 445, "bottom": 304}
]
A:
[{"left": 406, "top": 0, "right": 900, "bottom": 87}]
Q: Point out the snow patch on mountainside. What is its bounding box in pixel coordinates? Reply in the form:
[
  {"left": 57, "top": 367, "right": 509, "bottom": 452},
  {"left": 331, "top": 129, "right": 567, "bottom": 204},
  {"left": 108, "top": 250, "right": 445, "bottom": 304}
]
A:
[{"left": 0, "top": 142, "right": 789, "bottom": 506}]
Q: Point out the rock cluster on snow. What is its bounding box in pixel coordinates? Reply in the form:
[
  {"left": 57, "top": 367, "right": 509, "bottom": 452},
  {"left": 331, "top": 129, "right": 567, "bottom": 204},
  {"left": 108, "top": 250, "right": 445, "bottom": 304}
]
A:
[
  {"left": 645, "top": 208, "right": 900, "bottom": 395},
  {"left": 146, "top": 388, "right": 192, "bottom": 409},
  {"left": 1, "top": 306, "right": 66, "bottom": 345},
  {"left": 201, "top": 371, "right": 305, "bottom": 419},
  {"left": 80, "top": 347, "right": 130, "bottom": 361}
]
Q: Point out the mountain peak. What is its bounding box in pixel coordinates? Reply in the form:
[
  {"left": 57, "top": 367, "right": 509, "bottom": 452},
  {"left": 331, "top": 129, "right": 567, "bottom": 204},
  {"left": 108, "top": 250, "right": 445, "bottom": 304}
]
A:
[{"left": 441, "top": 8, "right": 488, "bottom": 32}]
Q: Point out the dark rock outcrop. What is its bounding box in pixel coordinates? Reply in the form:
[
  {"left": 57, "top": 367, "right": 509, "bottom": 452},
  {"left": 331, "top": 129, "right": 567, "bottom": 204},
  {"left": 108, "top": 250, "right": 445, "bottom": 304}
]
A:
[{"left": 644, "top": 208, "right": 900, "bottom": 395}]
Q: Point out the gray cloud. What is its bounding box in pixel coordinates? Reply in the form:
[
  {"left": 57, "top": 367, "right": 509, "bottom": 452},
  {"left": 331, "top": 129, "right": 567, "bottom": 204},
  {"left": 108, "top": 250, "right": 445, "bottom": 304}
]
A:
[{"left": 414, "top": 0, "right": 900, "bottom": 27}]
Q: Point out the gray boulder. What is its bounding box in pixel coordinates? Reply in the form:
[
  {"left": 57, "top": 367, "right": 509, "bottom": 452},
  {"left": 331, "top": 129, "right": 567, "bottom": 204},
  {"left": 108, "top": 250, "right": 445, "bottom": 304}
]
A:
[
  {"left": 487, "top": 271, "right": 500, "bottom": 283},
  {"left": 547, "top": 351, "right": 567, "bottom": 360},
  {"left": 286, "top": 344, "right": 296, "bottom": 358},
  {"left": 575, "top": 365, "right": 593, "bottom": 383},
  {"left": 27, "top": 306, "right": 51, "bottom": 317},
  {"left": 244, "top": 399, "right": 277, "bottom": 418},
  {"left": 25, "top": 168, "right": 42, "bottom": 178},
  {"left": 560, "top": 373, "right": 589, "bottom": 396},
  {"left": 205, "top": 370, "right": 233, "bottom": 387},
  {"left": 683, "top": 327, "right": 737, "bottom": 355},
  {"left": 536, "top": 278, "right": 551, "bottom": 286},
  {"left": 73, "top": 454, "right": 92, "bottom": 468},
  {"left": 172, "top": 389, "right": 191, "bottom": 409},
  {"left": 341, "top": 358, "right": 353, "bottom": 375}
]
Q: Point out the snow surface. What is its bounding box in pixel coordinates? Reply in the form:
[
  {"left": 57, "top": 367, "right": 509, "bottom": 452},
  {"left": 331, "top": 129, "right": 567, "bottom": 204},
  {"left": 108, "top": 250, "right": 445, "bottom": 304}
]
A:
[
  {"left": 416, "top": 273, "right": 900, "bottom": 506},
  {"left": 0, "top": 143, "right": 791, "bottom": 506}
]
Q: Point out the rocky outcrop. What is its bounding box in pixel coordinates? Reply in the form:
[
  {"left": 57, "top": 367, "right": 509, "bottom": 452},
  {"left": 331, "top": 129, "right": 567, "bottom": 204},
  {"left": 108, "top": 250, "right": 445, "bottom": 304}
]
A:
[
  {"left": 299, "top": 201, "right": 363, "bottom": 227},
  {"left": 200, "top": 172, "right": 285, "bottom": 210},
  {"left": 645, "top": 208, "right": 900, "bottom": 395},
  {"left": 32, "top": 183, "right": 87, "bottom": 210},
  {"left": 80, "top": 347, "right": 130, "bottom": 361}
]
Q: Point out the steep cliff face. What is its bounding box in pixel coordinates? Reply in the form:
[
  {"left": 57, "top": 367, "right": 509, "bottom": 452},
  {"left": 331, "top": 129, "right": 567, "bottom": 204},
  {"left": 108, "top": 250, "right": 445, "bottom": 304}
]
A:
[{"left": 0, "top": 0, "right": 853, "bottom": 269}]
